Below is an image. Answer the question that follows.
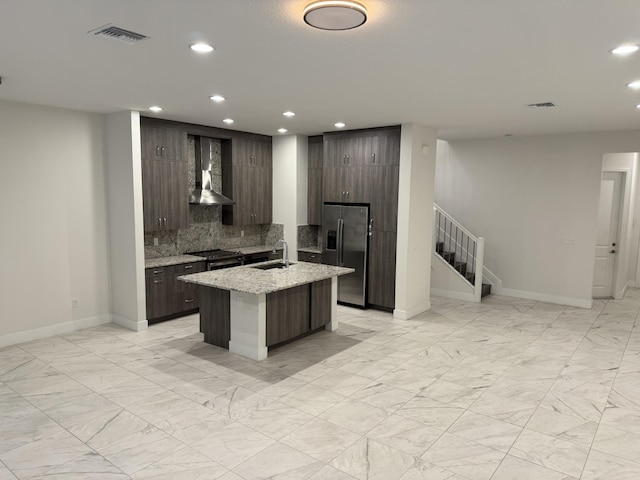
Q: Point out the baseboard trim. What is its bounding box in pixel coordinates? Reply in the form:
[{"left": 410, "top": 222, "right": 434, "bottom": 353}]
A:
[
  {"left": 0, "top": 314, "right": 112, "bottom": 349},
  {"left": 614, "top": 281, "right": 629, "bottom": 300},
  {"left": 393, "top": 302, "right": 431, "bottom": 320},
  {"left": 112, "top": 315, "right": 148, "bottom": 332},
  {"left": 430, "top": 288, "right": 478, "bottom": 303},
  {"left": 496, "top": 287, "right": 592, "bottom": 309}
]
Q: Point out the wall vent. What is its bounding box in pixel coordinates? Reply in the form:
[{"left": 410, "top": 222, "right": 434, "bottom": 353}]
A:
[
  {"left": 88, "top": 24, "right": 148, "bottom": 44},
  {"left": 527, "top": 102, "right": 556, "bottom": 108}
]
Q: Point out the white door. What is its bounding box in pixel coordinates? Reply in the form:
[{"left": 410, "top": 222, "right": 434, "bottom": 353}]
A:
[{"left": 592, "top": 172, "right": 623, "bottom": 298}]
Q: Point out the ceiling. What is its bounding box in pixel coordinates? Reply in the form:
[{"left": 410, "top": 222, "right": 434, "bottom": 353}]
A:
[{"left": 2, "top": 0, "right": 640, "bottom": 140}]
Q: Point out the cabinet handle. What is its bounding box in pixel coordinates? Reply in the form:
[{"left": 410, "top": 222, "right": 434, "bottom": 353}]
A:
[
  {"left": 369, "top": 218, "right": 373, "bottom": 237},
  {"left": 153, "top": 269, "right": 162, "bottom": 274},
  {"left": 184, "top": 265, "right": 193, "bottom": 270},
  {"left": 184, "top": 298, "right": 195, "bottom": 303},
  {"left": 155, "top": 146, "right": 160, "bottom": 157},
  {"left": 347, "top": 191, "right": 350, "bottom": 200},
  {"left": 163, "top": 217, "right": 167, "bottom": 228},
  {"left": 371, "top": 153, "right": 376, "bottom": 163},
  {"left": 158, "top": 217, "right": 162, "bottom": 228},
  {"left": 154, "top": 278, "right": 164, "bottom": 284},
  {"left": 161, "top": 146, "right": 165, "bottom": 157}
]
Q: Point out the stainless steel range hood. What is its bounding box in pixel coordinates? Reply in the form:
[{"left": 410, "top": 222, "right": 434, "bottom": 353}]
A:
[{"left": 189, "top": 136, "right": 235, "bottom": 205}]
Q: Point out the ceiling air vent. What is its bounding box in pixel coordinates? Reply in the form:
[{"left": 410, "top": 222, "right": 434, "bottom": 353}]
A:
[
  {"left": 527, "top": 102, "right": 556, "bottom": 108},
  {"left": 88, "top": 24, "right": 148, "bottom": 44}
]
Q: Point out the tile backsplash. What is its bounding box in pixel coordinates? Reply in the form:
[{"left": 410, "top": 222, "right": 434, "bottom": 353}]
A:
[{"left": 144, "top": 135, "right": 283, "bottom": 258}]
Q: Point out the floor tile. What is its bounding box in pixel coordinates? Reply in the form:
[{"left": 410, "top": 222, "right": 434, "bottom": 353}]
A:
[
  {"left": 448, "top": 411, "right": 522, "bottom": 453},
  {"left": 280, "top": 417, "right": 361, "bottom": 463},
  {"left": 525, "top": 406, "right": 598, "bottom": 448},
  {"left": 233, "top": 442, "right": 323, "bottom": 480},
  {"left": 367, "top": 414, "right": 443, "bottom": 456},
  {"left": 319, "top": 397, "right": 388, "bottom": 434},
  {"left": 191, "top": 422, "right": 275, "bottom": 469},
  {"left": 396, "top": 395, "right": 465, "bottom": 430},
  {"left": 581, "top": 449, "right": 640, "bottom": 480},
  {"left": 591, "top": 424, "right": 640, "bottom": 464},
  {"left": 491, "top": 454, "right": 577, "bottom": 479},
  {"left": 420, "top": 433, "right": 505, "bottom": 480},
  {"left": 331, "top": 437, "right": 415, "bottom": 480},
  {"left": 509, "top": 429, "right": 589, "bottom": 478}
]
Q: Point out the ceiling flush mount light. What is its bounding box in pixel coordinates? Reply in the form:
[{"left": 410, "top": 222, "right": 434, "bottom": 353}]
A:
[
  {"left": 223, "top": 118, "right": 234, "bottom": 124},
  {"left": 209, "top": 95, "right": 225, "bottom": 102},
  {"left": 303, "top": 1, "right": 367, "bottom": 31},
  {"left": 611, "top": 44, "right": 639, "bottom": 56},
  {"left": 149, "top": 106, "right": 163, "bottom": 112},
  {"left": 190, "top": 43, "right": 214, "bottom": 53},
  {"left": 335, "top": 122, "right": 346, "bottom": 128},
  {"left": 627, "top": 80, "right": 640, "bottom": 90},
  {"left": 283, "top": 111, "right": 295, "bottom": 117},
  {"left": 278, "top": 128, "right": 288, "bottom": 134}
]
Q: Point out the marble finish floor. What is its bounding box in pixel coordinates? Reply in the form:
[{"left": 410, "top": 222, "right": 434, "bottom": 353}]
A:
[{"left": 2, "top": 291, "right": 640, "bottom": 479}]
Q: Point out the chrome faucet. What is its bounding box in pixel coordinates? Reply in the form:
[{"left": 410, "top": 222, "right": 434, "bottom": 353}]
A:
[{"left": 273, "top": 238, "right": 289, "bottom": 267}]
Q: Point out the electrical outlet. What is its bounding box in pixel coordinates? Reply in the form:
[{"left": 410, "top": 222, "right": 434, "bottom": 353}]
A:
[
  {"left": 153, "top": 237, "right": 159, "bottom": 246},
  {"left": 72, "top": 298, "right": 79, "bottom": 309},
  {"left": 561, "top": 239, "right": 575, "bottom": 246}
]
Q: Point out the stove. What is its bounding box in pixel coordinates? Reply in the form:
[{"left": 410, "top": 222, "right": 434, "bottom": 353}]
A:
[{"left": 187, "top": 249, "right": 243, "bottom": 270}]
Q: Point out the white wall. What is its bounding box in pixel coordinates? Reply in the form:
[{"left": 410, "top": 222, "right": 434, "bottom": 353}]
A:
[
  {"left": 395, "top": 124, "right": 438, "bottom": 319},
  {"left": 0, "top": 100, "right": 111, "bottom": 346},
  {"left": 435, "top": 131, "right": 640, "bottom": 307},
  {"left": 105, "top": 111, "right": 147, "bottom": 330}
]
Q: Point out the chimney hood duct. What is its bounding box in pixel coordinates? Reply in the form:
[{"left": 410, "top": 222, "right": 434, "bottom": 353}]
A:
[{"left": 189, "top": 136, "right": 235, "bottom": 205}]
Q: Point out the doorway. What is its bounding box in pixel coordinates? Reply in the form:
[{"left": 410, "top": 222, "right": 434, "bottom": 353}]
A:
[{"left": 592, "top": 171, "right": 623, "bottom": 298}]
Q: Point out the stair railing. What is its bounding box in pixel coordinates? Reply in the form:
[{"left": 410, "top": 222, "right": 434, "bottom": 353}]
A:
[{"left": 433, "top": 203, "right": 485, "bottom": 301}]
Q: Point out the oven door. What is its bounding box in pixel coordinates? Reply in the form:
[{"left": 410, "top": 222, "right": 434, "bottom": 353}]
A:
[{"left": 208, "top": 257, "right": 243, "bottom": 270}]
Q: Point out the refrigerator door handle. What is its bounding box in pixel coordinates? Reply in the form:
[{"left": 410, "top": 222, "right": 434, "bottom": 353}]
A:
[{"left": 337, "top": 218, "right": 344, "bottom": 266}]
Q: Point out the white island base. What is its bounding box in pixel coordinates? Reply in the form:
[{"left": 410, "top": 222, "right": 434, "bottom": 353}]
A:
[{"left": 228, "top": 277, "right": 338, "bottom": 361}]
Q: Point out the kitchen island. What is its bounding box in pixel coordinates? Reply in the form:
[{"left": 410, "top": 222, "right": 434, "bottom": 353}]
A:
[{"left": 179, "top": 261, "right": 353, "bottom": 360}]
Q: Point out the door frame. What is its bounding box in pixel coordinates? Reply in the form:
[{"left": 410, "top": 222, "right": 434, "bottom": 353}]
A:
[{"left": 597, "top": 153, "right": 635, "bottom": 299}]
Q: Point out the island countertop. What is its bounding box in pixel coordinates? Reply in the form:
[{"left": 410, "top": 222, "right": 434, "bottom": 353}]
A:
[{"left": 179, "top": 260, "right": 354, "bottom": 295}]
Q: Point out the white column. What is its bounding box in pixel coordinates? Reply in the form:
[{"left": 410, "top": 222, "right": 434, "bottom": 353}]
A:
[
  {"left": 229, "top": 291, "right": 268, "bottom": 361},
  {"left": 394, "top": 123, "right": 438, "bottom": 319},
  {"left": 105, "top": 111, "right": 148, "bottom": 331},
  {"left": 272, "top": 135, "right": 308, "bottom": 260}
]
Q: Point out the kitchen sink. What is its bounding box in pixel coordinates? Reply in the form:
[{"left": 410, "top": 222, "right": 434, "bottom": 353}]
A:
[{"left": 251, "top": 262, "right": 295, "bottom": 270}]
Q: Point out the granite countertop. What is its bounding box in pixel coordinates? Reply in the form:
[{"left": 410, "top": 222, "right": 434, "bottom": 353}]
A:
[
  {"left": 145, "top": 255, "right": 207, "bottom": 269},
  {"left": 179, "top": 260, "right": 354, "bottom": 295},
  {"left": 298, "top": 246, "right": 322, "bottom": 254}
]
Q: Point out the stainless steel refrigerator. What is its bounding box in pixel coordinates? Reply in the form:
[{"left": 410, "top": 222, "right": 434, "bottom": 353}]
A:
[{"left": 322, "top": 203, "right": 369, "bottom": 307}]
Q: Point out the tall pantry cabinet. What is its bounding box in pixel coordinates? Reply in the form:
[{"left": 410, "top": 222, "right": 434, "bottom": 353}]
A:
[{"left": 320, "top": 126, "right": 401, "bottom": 311}]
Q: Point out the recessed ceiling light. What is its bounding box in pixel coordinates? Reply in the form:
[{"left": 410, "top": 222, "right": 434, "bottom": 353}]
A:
[
  {"left": 190, "top": 43, "right": 214, "bottom": 53},
  {"left": 611, "top": 44, "right": 639, "bottom": 56},
  {"left": 278, "top": 128, "right": 288, "bottom": 134},
  {"left": 303, "top": 1, "right": 368, "bottom": 30},
  {"left": 149, "top": 106, "right": 163, "bottom": 112},
  {"left": 209, "top": 95, "right": 225, "bottom": 102},
  {"left": 627, "top": 80, "right": 640, "bottom": 90},
  {"left": 334, "top": 122, "right": 346, "bottom": 128},
  {"left": 283, "top": 111, "right": 295, "bottom": 117},
  {"left": 636, "top": 104, "right": 640, "bottom": 109},
  {"left": 223, "top": 118, "right": 234, "bottom": 124}
]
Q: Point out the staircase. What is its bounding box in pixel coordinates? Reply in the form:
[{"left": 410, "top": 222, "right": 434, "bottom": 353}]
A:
[
  {"left": 435, "top": 241, "right": 491, "bottom": 298},
  {"left": 434, "top": 204, "right": 492, "bottom": 300}
]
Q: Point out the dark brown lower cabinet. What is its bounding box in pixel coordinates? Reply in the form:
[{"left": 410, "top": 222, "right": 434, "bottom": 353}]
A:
[
  {"left": 266, "top": 285, "right": 310, "bottom": 346},
  {"left": 145, "top": 261, "right": 207, "bottom": 323},
  {"left": 297, "top": 251, "right": 322, "bottom": 263},
  {"left": 199, "top": 286, "right": 230, "bottom": 348},
  {"left": 368, "top": 231, "right": 397, "bottom": 310},
  {"left": 199, "top": 279, "right": 333, "bottom": 350}
]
